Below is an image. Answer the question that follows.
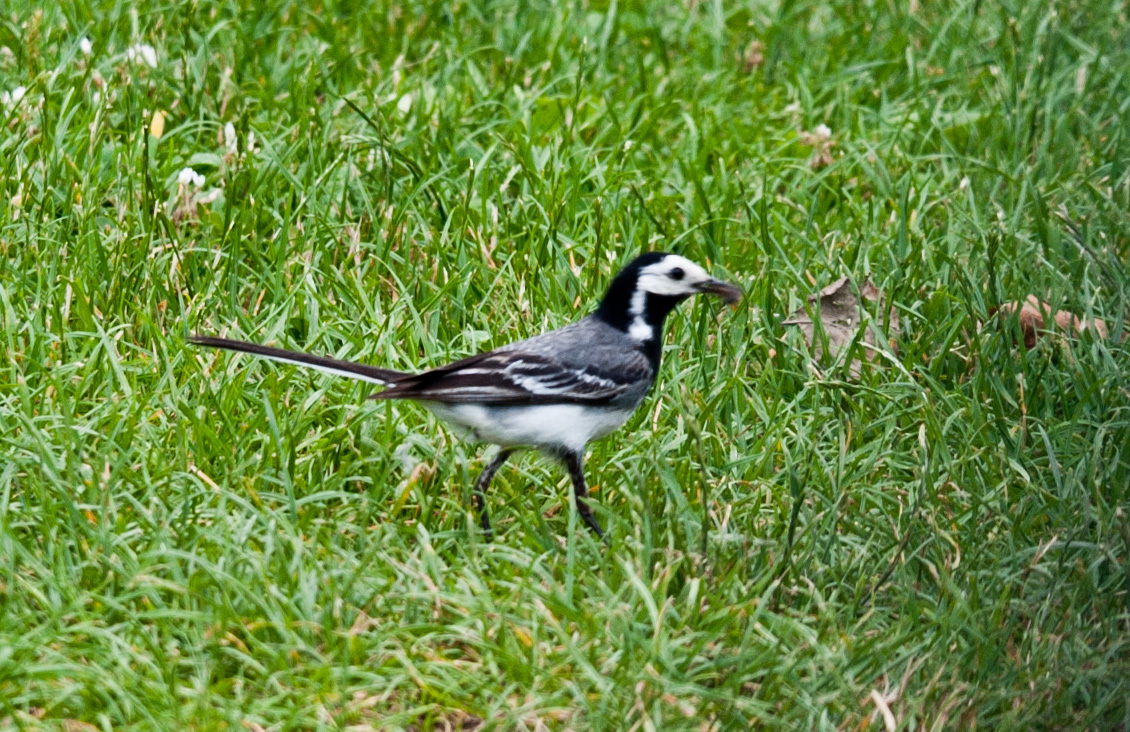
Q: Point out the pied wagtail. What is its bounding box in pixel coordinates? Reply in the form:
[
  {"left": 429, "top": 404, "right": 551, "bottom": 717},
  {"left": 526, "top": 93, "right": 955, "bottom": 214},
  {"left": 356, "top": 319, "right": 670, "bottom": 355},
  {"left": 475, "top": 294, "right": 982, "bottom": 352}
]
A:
[{"left": 190, "top": 252, "right": 741, "bottom": 538}]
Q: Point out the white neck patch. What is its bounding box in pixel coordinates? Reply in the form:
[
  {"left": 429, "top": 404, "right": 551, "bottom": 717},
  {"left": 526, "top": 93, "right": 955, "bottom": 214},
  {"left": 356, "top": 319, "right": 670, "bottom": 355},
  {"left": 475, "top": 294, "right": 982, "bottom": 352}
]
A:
[
  {"left": 628, "top": 318, "right": 653, "bottom": 342},
  {"left": 627, "top": 287, "right": 653, "bottom": 342}
]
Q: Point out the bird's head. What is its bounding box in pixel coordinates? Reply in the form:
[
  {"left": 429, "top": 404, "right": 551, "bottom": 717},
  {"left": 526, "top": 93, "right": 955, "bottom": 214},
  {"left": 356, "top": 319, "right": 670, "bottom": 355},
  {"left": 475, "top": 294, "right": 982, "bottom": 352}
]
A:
[
  {"left": 596, "top": 252, "right": 742, "bottom": 342},
  {"left": 631, "top": 252, "right": 743, "bottom": 305}
]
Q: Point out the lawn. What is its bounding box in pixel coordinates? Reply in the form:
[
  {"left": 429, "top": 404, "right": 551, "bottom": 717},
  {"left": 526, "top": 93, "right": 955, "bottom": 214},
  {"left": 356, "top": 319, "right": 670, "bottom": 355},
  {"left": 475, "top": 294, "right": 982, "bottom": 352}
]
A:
[{"left": 1, "top": 0, "right": 1129, "bottom": 729}]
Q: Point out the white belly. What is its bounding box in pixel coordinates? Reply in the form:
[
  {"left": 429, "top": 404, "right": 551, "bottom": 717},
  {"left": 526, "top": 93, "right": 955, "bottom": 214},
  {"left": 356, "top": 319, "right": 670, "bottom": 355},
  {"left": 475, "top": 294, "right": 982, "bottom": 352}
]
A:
[{"left": 422, "top": 402, "right": 633, "bottom": 453}]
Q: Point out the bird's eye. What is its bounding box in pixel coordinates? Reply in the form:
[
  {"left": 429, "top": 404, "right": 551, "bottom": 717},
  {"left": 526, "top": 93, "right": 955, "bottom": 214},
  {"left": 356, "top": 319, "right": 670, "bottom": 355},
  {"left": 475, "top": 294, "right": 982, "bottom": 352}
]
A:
[{"left": 669, "top": 267, "right": 685, "bottom": 281}]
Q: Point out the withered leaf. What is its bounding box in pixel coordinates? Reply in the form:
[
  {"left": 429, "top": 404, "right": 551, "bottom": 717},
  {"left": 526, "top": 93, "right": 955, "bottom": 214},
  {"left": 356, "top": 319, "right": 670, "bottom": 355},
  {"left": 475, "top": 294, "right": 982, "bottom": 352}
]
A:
[
  {"left": 996, "top": 295, "right": 1113, "bottom": 349},
  {"left": 740, "top": 40, "right": 765, "bottom": 72},
  {"left": 63, "top": 721, "right": 100, "bottom": 732},
  {"left": 783, "top": 276, "right": 898, "bottom": 375}
]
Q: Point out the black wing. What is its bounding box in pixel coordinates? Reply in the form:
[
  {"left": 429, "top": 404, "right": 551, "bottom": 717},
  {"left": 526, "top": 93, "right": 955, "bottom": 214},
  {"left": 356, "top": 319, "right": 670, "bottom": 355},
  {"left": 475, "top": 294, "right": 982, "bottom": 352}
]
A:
[{"left": 369, "top": 349, "right": 652, "bottom": 406}]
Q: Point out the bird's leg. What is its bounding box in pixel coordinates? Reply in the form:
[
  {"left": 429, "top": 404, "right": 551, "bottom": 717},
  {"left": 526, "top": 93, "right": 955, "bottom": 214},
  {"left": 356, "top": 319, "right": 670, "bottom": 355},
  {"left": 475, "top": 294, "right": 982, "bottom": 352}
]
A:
[
  {"left": 562, "top": 450, "right": 605, "bottom": 538},
  {"left": 474, "top": 448, "right": 516, "bottom": 538}
]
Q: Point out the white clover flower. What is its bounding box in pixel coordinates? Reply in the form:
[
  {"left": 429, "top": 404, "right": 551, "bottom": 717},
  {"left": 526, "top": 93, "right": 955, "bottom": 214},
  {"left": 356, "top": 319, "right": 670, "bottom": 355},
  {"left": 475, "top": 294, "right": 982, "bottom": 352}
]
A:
[
  {"left": 128, "top": 43, "right": 158, "bottom": 69},
  {"left": 178, "top": 167, "right": 205, "bottom": 188},
  {"left": 396, "top": 92, "right": 413, "bottom": 115},
  {"left": 798, "top": 123, "right": 836, "bottom": 170},
  {"left": 79, "top": 37, "right": 93, "bottom": 56},
  {"left": 1, "top": 85, "right": 26, "bottom": 107},
  {"left": 224, "top": 122, "right": 237, "bottom": 154},
  {"left": 141, "top": 44, "right": 158, "bottom": 67}
]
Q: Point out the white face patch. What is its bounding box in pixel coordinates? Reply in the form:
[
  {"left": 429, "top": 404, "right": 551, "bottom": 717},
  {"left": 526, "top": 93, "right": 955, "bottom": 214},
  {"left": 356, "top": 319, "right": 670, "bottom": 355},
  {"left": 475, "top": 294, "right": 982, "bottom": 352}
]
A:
[{"left": 635, "top": 255, "right": 712, "bottom": 298}]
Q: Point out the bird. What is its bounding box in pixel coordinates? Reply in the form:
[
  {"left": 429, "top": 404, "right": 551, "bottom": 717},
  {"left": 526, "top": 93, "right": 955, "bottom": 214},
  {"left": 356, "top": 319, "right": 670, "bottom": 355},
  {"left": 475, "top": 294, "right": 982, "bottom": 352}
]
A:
[{"left": 189, "top": 252, "right": 742, "bottom": 538}]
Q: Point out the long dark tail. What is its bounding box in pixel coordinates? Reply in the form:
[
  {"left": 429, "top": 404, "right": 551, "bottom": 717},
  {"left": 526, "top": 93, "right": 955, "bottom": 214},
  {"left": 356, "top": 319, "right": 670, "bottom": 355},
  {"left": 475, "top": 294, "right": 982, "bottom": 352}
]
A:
[{"left": 189, "top": 335, "right": 409, "bottom": 386}]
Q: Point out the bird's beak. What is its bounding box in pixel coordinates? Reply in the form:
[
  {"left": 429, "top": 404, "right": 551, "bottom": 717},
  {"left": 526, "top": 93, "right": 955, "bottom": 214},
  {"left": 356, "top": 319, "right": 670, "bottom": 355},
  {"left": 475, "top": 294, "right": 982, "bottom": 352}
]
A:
[{"left": 697, "top": 278, "right": 743, "bottom": 305}]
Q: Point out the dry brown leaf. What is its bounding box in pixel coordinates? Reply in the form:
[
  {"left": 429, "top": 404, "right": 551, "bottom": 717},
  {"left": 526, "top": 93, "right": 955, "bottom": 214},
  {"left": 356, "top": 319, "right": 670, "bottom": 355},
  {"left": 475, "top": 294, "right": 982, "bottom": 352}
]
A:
[
  {"left": 783, "top": 276, "right": 897, "bottom": 375},
  {"left": 63, "top": 721, "right": 100, "bottom": 732},
  {"left": 348, "top": 609, "right": 381, "bottom": 637},
  {"left": 996, "top": 295, "right": 1113, "bottom": 349},
  {"left": 404, "top": 461, "right": 436, "bottom": 489},
  {"left": 1052, "top": 309, "right": 1109, "bottom": 339},
  {"left": 740, "top": 40, "right": 764, "bottom": 72},
  {"left": 995, "top": 295, "right": 1049, "bottom": 349}
]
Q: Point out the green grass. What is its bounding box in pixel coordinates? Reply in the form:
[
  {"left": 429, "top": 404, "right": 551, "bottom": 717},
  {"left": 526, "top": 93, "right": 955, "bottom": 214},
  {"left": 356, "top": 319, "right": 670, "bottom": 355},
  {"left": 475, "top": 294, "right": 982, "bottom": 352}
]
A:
[{"left": 2, "top": 0, "right": 1129, "bottom": 729}]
